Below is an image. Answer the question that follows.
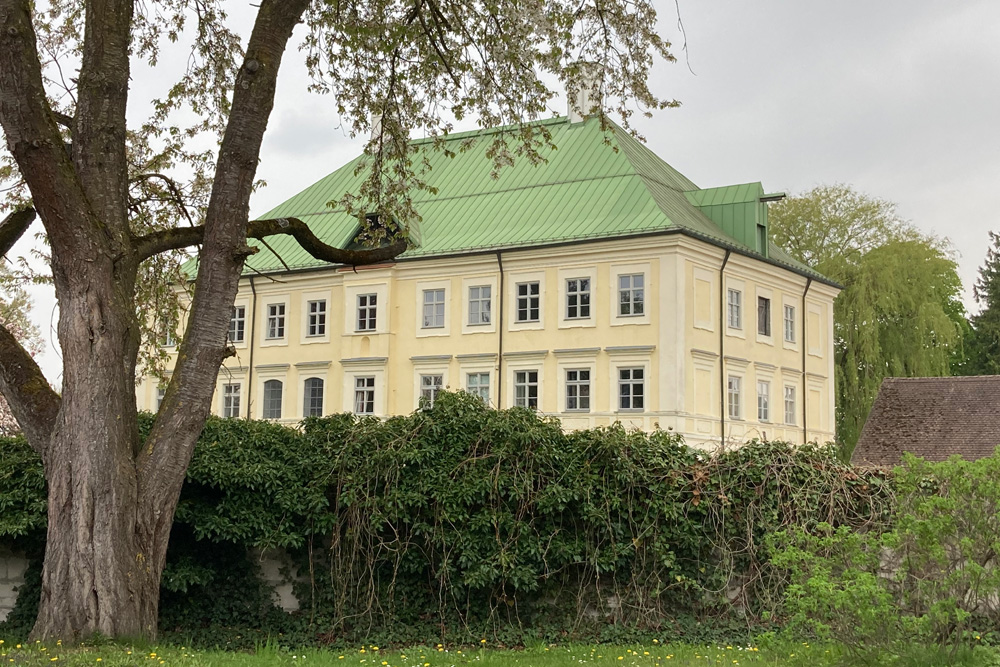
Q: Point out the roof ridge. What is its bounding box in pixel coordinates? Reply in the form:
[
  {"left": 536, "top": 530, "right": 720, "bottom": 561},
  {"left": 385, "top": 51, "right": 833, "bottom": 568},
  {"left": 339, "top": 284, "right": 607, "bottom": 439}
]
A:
[
  {"left": 886, "top": 376, "right": 1000, "bottom": 382},
  {"left": 409, "top": 116, "right": 569, "bottom": 146}
]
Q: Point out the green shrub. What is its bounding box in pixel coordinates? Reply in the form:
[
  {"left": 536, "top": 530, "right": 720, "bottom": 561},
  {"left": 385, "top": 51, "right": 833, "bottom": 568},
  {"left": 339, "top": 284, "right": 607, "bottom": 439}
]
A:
[
  {"left": 771, "top": 450, "right": 1000, "bottom": 661},
  {"left": 0, "top": 393, "right": 891, "bottom": 646}
]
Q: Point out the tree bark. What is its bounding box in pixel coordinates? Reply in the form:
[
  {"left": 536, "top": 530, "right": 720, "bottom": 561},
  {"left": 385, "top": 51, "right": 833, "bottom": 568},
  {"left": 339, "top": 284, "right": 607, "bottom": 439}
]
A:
[{"left": 0, "top": 0, "right": 393, "bottom": 642}]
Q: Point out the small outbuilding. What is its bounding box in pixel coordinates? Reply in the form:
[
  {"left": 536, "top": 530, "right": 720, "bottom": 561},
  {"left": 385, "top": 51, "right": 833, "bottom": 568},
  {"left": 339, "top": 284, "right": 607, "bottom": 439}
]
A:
[{"left": 852, "top": 376, "right": 1000, "bottom": 466}]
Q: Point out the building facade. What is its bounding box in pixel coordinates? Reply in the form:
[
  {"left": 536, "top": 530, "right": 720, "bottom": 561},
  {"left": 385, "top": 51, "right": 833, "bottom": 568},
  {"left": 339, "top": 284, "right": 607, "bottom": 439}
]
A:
[{"left": 139, "top": 116, "right": 839, "bottom": 448}]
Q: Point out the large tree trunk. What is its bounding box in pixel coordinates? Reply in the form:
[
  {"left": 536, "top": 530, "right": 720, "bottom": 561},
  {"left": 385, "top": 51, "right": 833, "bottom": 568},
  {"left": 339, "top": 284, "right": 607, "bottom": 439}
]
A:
[
  {"left": 30, "top": 256, "right": 167, "bottom": 639},
  {"left": 0, "top": 0, "right": 317, "bottom": 641}
]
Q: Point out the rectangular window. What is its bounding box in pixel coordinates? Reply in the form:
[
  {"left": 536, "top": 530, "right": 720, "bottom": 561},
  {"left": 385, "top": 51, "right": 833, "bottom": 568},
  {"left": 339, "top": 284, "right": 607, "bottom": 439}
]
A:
[
  {"left": 727, "top": 289, "right": 742, "bottom": 329},
  {"left": 514, "top": 370, "right": 539, "bottom": 409},
  {"left": 228, "top": 306, "right": 246, "bottom": 343},
  {"left": 565, "top": 369, "right": 591, "bottom": 411},
  {"left": 466, "top": 372, "right": 491, "bottom": 403},
  {"left": 516, "top": 282, "right": 540, "bottom": 323},
  {"left": 262, "top": 379, "right": 283, "bottom": 419},
  {"left": 156, "top": 386, "right": 166, "bottom": 412},
  {"left": 266, "top": 303, "right": 285, "bottom": 339},
  {"left": 419, "top": 374, "right": 444, "bottom": 408},
  {"left": 307, "top": 300, "right": 327, "bottom": 337},
  {"left": 618, "top": 368, "right": 644, "bottom": 411},
  {"left": 757, "top": 380, "right": 770, "bottom": 422},
  {"left": 354, "top": 376, "right": 375, "bottom": 414},
  {"left": 222, "top": 383, "right": 241, "bottom": 419},
  {"left": 727, "top": 376, "right": 742, "bottom": 419},
  {"left": 566, "top": 278, "right": 591, "bottom": 319},
  {"left": 784, "top": 305, "right": 796, "bottom": 343},
  {"left": 468, "top": 286, "right": 492, "bottom": 325},
  {"left": 784, "top": 386, "right": 797, "bottom": 425},
  {"left": 422, "top": 289, "right": 446, "bottom": 329},
  {"left": 758, "top": 296, "right": 771, "bottom": 336},
  {"left": 303, "top": 377, "right": 324, "bottom": 417},
  {"left": 357, "top": 294, "right": 377, "bottom": 331},
  {"left": 159, "top": 318, "right": 176, "bottom": 347},
  {"left": 618, "top": 274, "right": 645, "bottom": 316}
]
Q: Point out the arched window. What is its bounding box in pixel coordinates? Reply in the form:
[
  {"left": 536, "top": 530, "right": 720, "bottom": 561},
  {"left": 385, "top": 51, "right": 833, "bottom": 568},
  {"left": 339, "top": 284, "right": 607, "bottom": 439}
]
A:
[
  {"left": 263, "top": 379, "right": 283, "bottom": 419},
  {"left": 303, "top": 377, "right": 324, "bottom": 417}
]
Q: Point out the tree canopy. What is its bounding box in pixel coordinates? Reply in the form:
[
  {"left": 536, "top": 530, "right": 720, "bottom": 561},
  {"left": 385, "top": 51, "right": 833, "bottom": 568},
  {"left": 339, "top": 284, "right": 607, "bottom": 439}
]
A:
[
  {"left": 0, "top": 0, "right": 677, "bottom": 641},
  {"left": 769, "top": 184, "right": 966, "bottom": 452},
  {"left": 964, "top": 232, "right": 1000, "bottom": 375}
]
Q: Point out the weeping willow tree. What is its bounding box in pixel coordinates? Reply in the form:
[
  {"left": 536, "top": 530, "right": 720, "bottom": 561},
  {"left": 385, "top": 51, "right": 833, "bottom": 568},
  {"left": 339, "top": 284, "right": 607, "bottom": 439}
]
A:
[{"left": 769, "top": 185, "right": 966, "bottom": 453}]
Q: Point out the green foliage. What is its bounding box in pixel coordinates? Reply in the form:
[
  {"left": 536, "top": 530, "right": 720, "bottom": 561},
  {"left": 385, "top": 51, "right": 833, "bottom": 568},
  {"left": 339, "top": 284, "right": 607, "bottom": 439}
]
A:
[
  {"left": 768, "top": 184, "right": 967, "bottom": 454},
  {"left": 772, "top": 451, "right": 1000, "bottom": 662},
  {"left": 0, "top": 395, "right": 892, "bottom": 646},
  {"left": 966, "top": 231, "right": 1000, "bottom": 375},
  {"left": 0, "top": 435, "right": 46, "bottom": 541}
]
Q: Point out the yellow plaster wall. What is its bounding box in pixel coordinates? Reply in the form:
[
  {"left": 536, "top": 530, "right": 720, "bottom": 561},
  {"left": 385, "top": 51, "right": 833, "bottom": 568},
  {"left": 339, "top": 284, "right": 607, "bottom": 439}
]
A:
[{"left": 139, "top": 234, "right": 838, "bottom": 449}]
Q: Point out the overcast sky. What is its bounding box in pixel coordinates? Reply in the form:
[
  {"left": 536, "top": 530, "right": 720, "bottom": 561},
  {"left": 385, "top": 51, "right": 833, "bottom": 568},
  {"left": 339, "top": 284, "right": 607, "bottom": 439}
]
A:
[{"left": 13, "top": 0, "right": 1000, "bottom": 382}]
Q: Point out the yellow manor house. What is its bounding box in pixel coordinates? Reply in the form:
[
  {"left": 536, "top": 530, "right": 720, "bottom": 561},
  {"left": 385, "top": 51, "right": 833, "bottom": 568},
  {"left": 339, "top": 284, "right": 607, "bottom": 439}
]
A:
[{"left": 140, "top": 114, "right": 839, "bottom": 449}]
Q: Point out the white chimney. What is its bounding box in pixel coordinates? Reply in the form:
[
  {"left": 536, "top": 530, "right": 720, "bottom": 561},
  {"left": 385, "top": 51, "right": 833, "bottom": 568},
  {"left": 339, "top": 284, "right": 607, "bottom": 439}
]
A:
[
  {"left": 567, "top": 62, "right": 602, "bottom": 123},
  {"left": 370, "top": 112, "right": 384, "bottom": 145}
]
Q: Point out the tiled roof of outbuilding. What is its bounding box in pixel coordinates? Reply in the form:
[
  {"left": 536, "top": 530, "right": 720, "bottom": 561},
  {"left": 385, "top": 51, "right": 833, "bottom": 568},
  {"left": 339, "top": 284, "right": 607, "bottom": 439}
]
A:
[{"left": 852, "top": 376, "right": 1000, "bottom": 467}]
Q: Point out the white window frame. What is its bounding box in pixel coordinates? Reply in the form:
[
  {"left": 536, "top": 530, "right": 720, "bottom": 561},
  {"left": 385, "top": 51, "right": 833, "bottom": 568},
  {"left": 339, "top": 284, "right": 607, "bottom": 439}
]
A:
[
  {"left": 508, "top": 271, "right": 545, "bottom": 331},
  {"left": 422, "top": 289, "right": 446, "bottom": 329},
  {"left": 783, "top": 304, "right": 796, "bottom": 344},
  {"left": 221, "top": 382, "right": 241, "bottom": 419},
  {"left": 617, "top": 273, "right": 645, "bottom": 317},
  {"left": 262, "top": 379, "right": 284, "bottom": 420},
  {"left": 617, "top": 367, "right": 645, "bottom": 412},
  {"left": 302, "top": 377, "right": 325, "bottom": 418},
  {"left": 462, "top": 276, "right": 498, "bottom": 334},
  {"left": 159, "top": 317, "right": 176, "bottom": 348},
  {"left": 513, "top": 369, "right": 540, "bottom": 409},
  {"left": 343, "top": 281, "right": 389, "bottom": 336},
  {"left": 610, "top": 262, "right": 651, "bottom": 326},
  {"left": 155, "top": 386, "right": 166, "bottom": 412},
  {"left": 515, "top": 281, "right": 541, "bottom": 323},
  {"left": 565, "top": 369, "right": 591, "bottom": 412},
  {"left": 356, "top": 293, "right": 378, "bottom": 331},
  {"left": 727, "top": 375, "right": 742, "bottom": 420},
  {"left": 784, "top": 385, "right": 797, "bottom": 425},
  {"left": 228, "top": 305, "right": 246, "bottom": 344},
  {"left": 265, "top": 303, "right": 286, "bottom": 340},
  {"left": 565, "top": 278, "right": 591, "bottom": 320},
  {"left": 419, "top": 373, "right": 444, "bottom": 408},
  {"left": 727, "top": 288, "right": 742, "bottom": 330},
  {"left": 757, "top": 295, "right": 771, "bottom": 337},
  {"left": 354, "top": 376, "right": 376, "bottom": 415},
  {"left": 757, "top": 380, "right": 770, "bottom": 422},
  {"left": 468, "top": 285, "right": 492, "bottom": 326},
  {"left": 306, "top": 299, "right": 327, "bottom": 337},
  {"left": 466, "top": 372, "right": 491, "bottom": 403}
]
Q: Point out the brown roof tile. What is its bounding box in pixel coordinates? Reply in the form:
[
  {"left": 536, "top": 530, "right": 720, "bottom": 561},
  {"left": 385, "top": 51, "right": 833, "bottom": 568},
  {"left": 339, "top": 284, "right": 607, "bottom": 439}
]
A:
[{"left": 852, "top": 376, "right": 1000, "bottom": 467}]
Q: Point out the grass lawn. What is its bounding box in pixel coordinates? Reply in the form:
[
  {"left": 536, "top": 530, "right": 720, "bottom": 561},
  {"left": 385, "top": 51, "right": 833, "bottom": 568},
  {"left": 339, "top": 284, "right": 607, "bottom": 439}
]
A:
[
  {"left": 0, "top": 640, "right": 844, "bottom": 667},
  {"left": 0, "top": 640, "right": 995, "bottom": 667}
]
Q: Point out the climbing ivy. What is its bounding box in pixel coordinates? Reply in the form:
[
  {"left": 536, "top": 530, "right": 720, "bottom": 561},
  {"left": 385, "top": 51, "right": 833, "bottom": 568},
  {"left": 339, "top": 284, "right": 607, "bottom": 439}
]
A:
[{"left": 0, "top": 392, "right": 891, "bottom": 646}]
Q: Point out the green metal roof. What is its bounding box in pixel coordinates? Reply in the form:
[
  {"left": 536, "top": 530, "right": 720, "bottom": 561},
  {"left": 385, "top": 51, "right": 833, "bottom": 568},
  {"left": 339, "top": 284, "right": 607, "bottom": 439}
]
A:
[{"left": 189, "top": 116, "right": 832, "bottom": 285}]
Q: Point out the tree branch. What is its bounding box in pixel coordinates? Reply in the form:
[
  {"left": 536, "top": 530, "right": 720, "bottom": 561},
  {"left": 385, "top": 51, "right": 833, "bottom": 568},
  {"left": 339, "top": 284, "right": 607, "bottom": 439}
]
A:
[
  {"left": 0, "top": 207, "right": 36, "bottom": 258},
  {"left": 0, "top": 0, "right": 99, "bottom": 265},
  {"left": 0, "top": 322, "right": 60, "bottom": 460},
  {"left": 138, "top": 0, "right": 314, "bottom": 522},
  {"left": 134, "top": 216, "right": 408, "bottom": 266},
  {"left": 73, "top": 0, "right": 134, "bottom": 238}
]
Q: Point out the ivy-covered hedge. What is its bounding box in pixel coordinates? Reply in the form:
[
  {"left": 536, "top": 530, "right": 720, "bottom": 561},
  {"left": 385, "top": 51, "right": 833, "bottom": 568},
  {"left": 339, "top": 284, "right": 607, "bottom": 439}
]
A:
[{"left": 0, "top": 391, "right": 892, "bottom": 646}]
